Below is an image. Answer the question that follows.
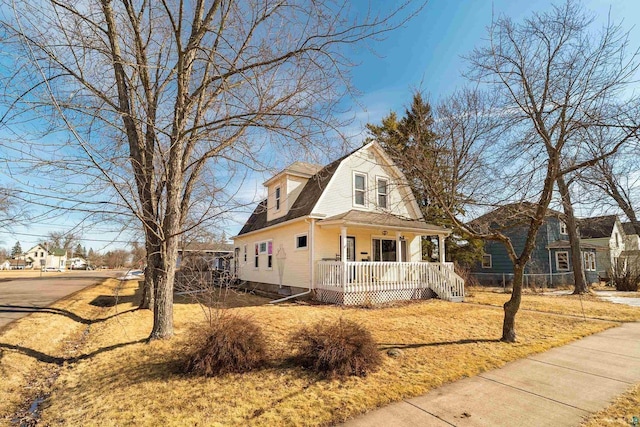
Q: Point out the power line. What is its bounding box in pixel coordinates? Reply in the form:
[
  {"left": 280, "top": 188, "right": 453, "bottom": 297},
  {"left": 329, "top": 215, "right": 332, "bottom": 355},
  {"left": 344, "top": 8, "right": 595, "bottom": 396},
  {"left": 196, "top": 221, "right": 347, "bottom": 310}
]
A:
[{"left": 1, "top": 230, "right": 140, "bottom": 244}]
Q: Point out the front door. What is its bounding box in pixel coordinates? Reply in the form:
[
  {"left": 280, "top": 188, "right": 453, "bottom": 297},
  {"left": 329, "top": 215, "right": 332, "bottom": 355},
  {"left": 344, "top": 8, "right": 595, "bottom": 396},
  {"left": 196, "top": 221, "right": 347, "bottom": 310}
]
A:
[{"left": 339, "top": 236, "right": 356, "bottom": 261}]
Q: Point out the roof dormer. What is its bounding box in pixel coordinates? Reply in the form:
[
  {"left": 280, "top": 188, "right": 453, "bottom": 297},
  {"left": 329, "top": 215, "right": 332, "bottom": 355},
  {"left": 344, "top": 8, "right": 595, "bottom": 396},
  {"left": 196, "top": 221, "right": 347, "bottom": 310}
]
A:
[{"left": 264, "top": 161, "right": 323, "bottom": 221}]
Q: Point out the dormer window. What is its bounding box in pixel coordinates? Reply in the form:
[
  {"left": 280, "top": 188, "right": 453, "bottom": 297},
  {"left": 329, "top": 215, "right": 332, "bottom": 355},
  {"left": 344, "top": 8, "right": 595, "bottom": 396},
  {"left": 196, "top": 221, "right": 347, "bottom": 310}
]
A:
[
  {"left": 377, "top": 177, "right": 388, "bottom": 209},
  {"left": 559, "top": 221, "right": 567, "bottom": 235},
  {"left": 275, "top": 186, "right": 281, "bottom": 211},
  {"left": 353, "top": 172, "right": 367, "bottom": 207}
]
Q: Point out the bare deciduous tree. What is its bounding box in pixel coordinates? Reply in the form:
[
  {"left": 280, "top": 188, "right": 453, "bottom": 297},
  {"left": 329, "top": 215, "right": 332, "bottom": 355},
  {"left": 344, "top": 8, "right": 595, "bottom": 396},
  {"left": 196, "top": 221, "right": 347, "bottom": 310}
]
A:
[
  {"left": 422, "top": 1, "right": 639, "bottom": 342},
  {"left": 0, "top": 0, "right": 422, "bottom": 339}
]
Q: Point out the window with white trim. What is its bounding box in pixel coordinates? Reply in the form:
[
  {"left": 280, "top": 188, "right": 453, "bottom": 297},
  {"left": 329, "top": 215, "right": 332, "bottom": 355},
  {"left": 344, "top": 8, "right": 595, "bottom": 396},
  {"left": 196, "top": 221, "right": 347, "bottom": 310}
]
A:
[
  {"left": 295, "top": 233, "right": 308, "bottom": 250},
  {"left": 377, "top": 177, "right": 388, "bottom": 209},
  {"left": 560, "top": 221, "right": 567, "bottom": 235},
  {"left": 243, "top": 244, "right": 247, "bottom": 262},
  {"left": 254, "top": 243, "right": 259, "bottom": 268},
  {"left": 267, "top": 241, "right": 273, "bottom": 269},
  {"left": 353, "top": 172, "right": 367, "bottom": 206},
  {"left": 583, "top": 251, "right": 596, "bottom": 271},
  {"left": 259, "top": 241, "right": 268, "bottom": 254},
  {"left": 556, "top": 251, "right": 569, "bottom": 271},
  {"left": 482, "top": 254, "right": 492, "bottom": 269},
  {"left": 275, "top": 186, "right": 281, "bottom": 211}
]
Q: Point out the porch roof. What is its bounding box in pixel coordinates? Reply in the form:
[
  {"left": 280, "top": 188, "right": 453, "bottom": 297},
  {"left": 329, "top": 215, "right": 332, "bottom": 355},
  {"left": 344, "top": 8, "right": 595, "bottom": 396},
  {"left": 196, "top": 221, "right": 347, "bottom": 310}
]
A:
[
  {"left": 317, "top": 210, "right": 450, "bottom": 235},
  {"left": 546, "top": 240, "right": 601, "bottom": 250}
]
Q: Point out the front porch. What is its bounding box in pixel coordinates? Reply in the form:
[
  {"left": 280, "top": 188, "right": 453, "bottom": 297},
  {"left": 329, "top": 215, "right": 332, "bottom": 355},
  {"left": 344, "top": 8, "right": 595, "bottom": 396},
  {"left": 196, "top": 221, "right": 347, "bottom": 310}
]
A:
[
  {"left": 312, "top": 210, "right": 465, "bottom": 305},
  {"left": 315, "top": 261, "right": 465, "bottom": 305}
]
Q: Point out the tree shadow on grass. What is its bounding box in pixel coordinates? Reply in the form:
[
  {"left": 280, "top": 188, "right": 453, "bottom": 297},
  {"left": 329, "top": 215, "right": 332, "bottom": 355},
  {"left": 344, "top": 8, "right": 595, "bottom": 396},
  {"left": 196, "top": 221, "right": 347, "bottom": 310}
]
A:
[
  {"left": 0, "top": 304, "right": 138, "bottom": 325},
  {"left": 378, "top": 338, "right": 501, "bottom": 350},
  {"left": 0, "top": 339, "right": 147, "bottom": 366}
]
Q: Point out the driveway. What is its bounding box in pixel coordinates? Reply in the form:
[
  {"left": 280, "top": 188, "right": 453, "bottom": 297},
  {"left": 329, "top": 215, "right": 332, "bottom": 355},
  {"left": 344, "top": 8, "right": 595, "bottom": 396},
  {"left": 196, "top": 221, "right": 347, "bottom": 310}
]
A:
[{"left": 0, "top": 270, "right": 120, "bottom": 331}]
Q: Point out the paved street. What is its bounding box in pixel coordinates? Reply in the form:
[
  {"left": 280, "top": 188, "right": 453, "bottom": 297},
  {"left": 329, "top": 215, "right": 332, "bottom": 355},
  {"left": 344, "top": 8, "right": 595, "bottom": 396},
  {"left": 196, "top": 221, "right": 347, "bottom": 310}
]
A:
[{"left": 0, "top": 270, "right": 119, "bottom": 331}]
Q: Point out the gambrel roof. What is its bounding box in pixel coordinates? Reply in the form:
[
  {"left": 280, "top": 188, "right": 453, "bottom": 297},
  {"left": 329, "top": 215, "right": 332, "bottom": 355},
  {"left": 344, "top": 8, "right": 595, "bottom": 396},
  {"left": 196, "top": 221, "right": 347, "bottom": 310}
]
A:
[
  {"left": 237, "top": 141, "right": 427, "bottom": 237},
  {"left": 238, "top": 154, "right": 345, "bottom": 236}
]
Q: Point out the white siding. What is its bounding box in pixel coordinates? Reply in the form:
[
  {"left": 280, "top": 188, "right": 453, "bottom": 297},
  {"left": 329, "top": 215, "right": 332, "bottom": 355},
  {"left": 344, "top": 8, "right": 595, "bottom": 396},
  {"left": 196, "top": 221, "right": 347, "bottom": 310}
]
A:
[
  {"left": 265, "top": 175, "right": 311, "bottom": 222},
  {"left": 234, "top": 220, "right": 311, "bottom": 288},
  {"left": 313, "top": 146, "right": 419, "bottom": 220}
]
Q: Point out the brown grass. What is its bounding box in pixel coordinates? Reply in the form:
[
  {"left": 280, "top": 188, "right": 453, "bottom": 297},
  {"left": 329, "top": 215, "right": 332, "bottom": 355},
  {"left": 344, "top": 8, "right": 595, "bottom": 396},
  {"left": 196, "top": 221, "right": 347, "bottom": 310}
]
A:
[
  {"left": 0, "top": 278, "right": 134, "bottom": 420},
  {"left": 582, "top": 382, "right": 640, "bottom": 426},
  {"left": 0, "top": 282, "right": 622, "bottom": 426},
  {"left": 465, "top": 288, "right": 640, "bottom": 322}
]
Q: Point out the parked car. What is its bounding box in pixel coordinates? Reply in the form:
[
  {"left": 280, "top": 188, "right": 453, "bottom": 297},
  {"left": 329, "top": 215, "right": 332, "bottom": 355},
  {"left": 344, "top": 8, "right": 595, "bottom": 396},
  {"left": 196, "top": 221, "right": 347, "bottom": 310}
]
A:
[
  {"left": 42, "top": 266, "right": 65, "bottom": 272},
  {"left": 121, "top": 270, "right": 144, "bottom": 280}
]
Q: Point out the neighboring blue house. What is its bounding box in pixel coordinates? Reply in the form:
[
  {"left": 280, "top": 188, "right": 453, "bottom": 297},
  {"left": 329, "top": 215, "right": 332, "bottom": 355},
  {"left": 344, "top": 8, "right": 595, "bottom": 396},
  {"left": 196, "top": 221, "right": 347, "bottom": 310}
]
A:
[{"left": 469, "top": 202, "right": 599, "bottom": 286}]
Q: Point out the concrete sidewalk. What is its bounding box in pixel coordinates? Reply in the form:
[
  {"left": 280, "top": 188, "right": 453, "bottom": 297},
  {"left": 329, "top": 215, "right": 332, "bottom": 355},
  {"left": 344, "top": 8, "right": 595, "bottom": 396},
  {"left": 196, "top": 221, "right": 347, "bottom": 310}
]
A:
[{"left": 344, "top": 322, "right": 640, "bottom": 427}]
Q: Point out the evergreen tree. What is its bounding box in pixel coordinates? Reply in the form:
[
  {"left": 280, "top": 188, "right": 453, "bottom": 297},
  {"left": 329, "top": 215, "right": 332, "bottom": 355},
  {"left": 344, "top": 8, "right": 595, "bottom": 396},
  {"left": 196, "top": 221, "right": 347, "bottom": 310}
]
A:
[
  {"left": 11, "top": 241, "right": 22, "bottom": 258},
  {"left": 367, "top": 93, "right": 483, "bottom": 266}
]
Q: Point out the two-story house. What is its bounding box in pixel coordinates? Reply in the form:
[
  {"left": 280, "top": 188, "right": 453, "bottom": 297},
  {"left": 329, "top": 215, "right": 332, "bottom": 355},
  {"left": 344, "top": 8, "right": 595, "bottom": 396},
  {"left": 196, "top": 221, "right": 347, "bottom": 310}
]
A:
[
  {"left": 579, "top": 215, "right": 626, "bottom": 280},
  {"left": 469, "top": 203, "right": 600, "bottom": 286},
  {"left": 233, "top": 142, "right": 464, "bottom": 305},
  {"left": 24, "top": 244, "right": 67, "bottom": 270}
]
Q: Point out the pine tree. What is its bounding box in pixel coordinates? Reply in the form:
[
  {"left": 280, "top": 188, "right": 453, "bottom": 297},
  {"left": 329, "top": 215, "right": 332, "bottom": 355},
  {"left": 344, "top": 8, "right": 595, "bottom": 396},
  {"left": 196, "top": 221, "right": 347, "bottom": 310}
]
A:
[
  {"left": 11, "top": 241, "right": 22, "bottom": 258},
  {"left": 367, "top": 93, "right": 483, "bottom": 266}
]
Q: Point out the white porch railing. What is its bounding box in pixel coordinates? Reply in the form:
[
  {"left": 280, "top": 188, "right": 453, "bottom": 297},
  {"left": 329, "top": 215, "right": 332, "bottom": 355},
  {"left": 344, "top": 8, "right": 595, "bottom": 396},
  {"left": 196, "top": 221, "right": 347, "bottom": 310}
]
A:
[{"left": 315, "top": 261, "right": 464, "bottom": 305}]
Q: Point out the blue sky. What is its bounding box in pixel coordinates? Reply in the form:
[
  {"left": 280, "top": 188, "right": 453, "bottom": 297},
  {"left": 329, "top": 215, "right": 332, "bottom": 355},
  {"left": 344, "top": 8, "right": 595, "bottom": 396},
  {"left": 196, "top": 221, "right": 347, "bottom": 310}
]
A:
[
  {"left": 2, "top": 0, "right": 640, "bottom": 252},
  {"left": 346, "top": 0, "right": 640, "bottom": 138}
]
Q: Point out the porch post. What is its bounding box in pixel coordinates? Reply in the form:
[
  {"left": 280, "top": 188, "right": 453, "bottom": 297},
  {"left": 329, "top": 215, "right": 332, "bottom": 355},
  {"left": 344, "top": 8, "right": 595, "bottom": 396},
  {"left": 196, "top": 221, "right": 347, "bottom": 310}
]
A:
[
  {"left": 341, "top": 226, "right": 348, "bottom": 286},
  {"left": 396, "top": 231, "right": 402, "bottom": 262},
  {"left": 438, "top": 234, "right": 446, "bottom": 263}
]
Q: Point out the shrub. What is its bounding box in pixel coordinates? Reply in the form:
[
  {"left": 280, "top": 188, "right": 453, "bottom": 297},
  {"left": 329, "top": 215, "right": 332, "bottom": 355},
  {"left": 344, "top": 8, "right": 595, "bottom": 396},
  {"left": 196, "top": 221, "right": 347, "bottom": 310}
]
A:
[
  {"left": 613, "top": 271, "right": 640, "bottom": 291},
  {"left": 184, "top": 314, "right": 267, "bottom": 376},
  {"left": 291, "top": 318, "right": 381, "bottom": 378},
  {"left": 611, "top": 264, "right": 640, "bottom": 292}
]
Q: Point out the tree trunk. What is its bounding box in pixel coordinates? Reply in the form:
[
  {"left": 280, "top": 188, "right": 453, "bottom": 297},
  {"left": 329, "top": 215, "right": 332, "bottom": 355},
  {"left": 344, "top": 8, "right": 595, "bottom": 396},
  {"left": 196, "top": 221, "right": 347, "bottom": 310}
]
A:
[
  {"left": 149, "top": 241, "right": 177, "bottom": 339},
  {"left": 557, "top": 176, "right": 589, "bottom": 294},
  {"left": 139, "top": 238, "right": 159, "bottom": 310},
  {"left": 502, "top": 263, "right": 524, "bottom": 342}
]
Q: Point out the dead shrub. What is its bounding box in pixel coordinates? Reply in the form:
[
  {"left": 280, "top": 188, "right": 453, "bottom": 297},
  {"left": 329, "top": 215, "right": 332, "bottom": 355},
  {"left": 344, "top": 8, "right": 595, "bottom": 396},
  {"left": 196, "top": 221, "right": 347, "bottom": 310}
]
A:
[
  {"left": 184, "top": 314, "right": 267, "bottom": 376},
  {"left": 291, "top": 318, "right": 381, "bottom": 378},
  {"left": 612, "top": 264, "right": 640, "bottom": 292}
]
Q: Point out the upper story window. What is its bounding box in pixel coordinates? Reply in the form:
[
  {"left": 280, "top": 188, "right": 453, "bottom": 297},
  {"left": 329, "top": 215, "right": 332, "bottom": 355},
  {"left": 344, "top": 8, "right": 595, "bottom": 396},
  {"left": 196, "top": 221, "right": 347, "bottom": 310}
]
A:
[
  {"left": 377, "top": 178, "right": 388, "bottom": 209},
  {"left": 615, "top": 232, "right": 619, "bottom": 248},
  {"left": 353, "top": 172, "right": 367, "bottom": 206},
  {"left": 275, "top": 186, "right": 281, "bottom": 211},
  {"left": 482, "top": 254, "right": 492, "bottom": 269},
  {"left": 559, "top": 221, "right": 567, "bottom": 235}
]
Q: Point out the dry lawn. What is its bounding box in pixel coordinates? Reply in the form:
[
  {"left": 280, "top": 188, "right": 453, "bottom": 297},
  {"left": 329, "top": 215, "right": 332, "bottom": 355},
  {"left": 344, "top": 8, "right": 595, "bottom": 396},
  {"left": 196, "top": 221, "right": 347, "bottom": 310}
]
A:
[
  {"left": 0, "top": 280, "right": 623, "bottom": 426},
  {"left": 465, "top": 288, "right": 640, "bottom": 322},
  {"left": 0, "top": 279, "right": 132, "bottom": 419},
  {"left": 0, "top": 270, "right": 61, "bottom": 279},
  {"left": 582, "top": 382, "right": 640, "bottom": 426}
]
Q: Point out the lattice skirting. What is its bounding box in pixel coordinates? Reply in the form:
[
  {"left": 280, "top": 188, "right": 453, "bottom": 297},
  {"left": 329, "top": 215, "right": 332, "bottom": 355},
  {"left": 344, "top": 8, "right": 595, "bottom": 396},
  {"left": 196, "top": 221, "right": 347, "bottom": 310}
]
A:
[{"left": 314, "top": 287, "right": 436, "bottom": 306}]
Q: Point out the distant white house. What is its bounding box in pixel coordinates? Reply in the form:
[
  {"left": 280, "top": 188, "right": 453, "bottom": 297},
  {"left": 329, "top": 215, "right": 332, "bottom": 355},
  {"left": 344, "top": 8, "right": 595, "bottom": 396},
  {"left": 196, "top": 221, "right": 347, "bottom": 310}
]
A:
[
  {"left": 24, "top": 244, "right": 67, "bottom": 270},
  {"left": 0, "top": 260, "right": 10, "bottom": 270},
  {"left": 68, "top": 257, "right": 88, "bottom": 269}
]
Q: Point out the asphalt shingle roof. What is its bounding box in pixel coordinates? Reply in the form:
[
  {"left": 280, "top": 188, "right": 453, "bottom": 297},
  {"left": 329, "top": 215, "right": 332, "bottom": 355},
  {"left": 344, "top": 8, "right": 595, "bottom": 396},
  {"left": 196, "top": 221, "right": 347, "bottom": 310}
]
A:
[
  {"left": 237, "top": 154, "right": 346, "bottom": 236},
  {"left": 578, "top": 215, "right": 618, "bottom": 239}
]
